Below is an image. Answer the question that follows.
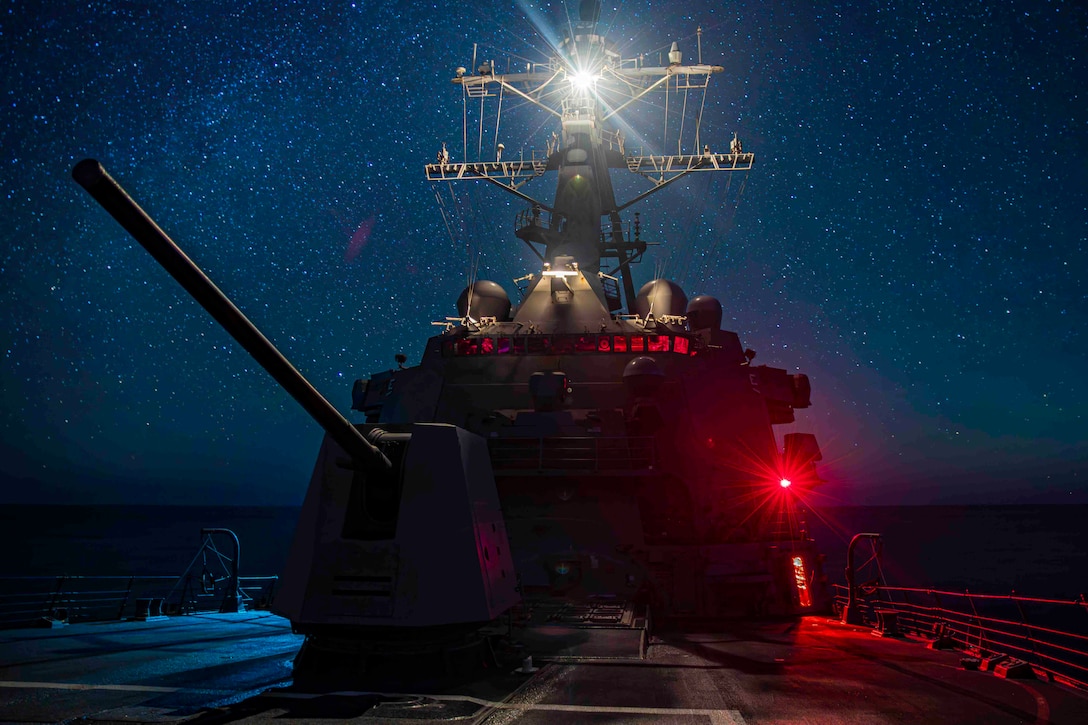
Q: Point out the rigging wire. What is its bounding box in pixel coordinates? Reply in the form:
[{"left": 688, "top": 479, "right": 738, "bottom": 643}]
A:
[
  {"left": 462, "top": 86, "right": 469, "bottom": 163},
  {"left": 678, "top": 81, "right": 689, "bottom": 155},
  {"left": 433, "top": 185, "right": 459, "bottom": 259},
  {"left": 466, "top": 250, "right": 480, "bottom": 319},
  {"left": 705, "top": 170, "right": 749, "bottom": 276},
  {"left": 672, "top": 173, "right": 713, "bottom": 288},
  {"left": 494, "top": 81, "right": 505, "bottom": 160},
  {"left": 478, "top": 92, "right": 485, "bottom": 161},
  {"left": 433, "top": 180, "right": 475, "bottom": 302},
  {"left": 468, "top": 182, "right": 521, "bottom": 290},
  {"left": 694, "top": 81, "right": 709, "bottom": 153},
  {"left": 439, "top": 171, "right": 522, "bottom": 311},
  {"left": 663, "top": 72, "right": 669, "bottom": 155}
]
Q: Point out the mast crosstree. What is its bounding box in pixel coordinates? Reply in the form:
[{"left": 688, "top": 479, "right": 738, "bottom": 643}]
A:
[{"left": 424, "top": 0, "right": 753, "bottom": 311}]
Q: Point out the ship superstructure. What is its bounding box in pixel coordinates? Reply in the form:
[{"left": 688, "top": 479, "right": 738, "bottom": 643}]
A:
[{"left": 337, "top": 0, "right": 828, "bottom": 627}]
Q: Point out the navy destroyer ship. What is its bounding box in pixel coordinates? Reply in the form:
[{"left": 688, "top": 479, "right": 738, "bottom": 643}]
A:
[
  {"left": 266, "top": 0, "right": 829, "bottom": 652},
  {"left": 3, "top": 2, "right": 1086, "bottom": 722}
]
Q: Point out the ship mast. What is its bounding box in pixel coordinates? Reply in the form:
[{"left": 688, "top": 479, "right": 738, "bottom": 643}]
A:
[{"left": 424, "top": 0, "right": 754, "bottom": 311}]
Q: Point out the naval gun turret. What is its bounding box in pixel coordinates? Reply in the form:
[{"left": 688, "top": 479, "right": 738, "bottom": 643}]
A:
[{"left": 73, "top": 160, "right": 520, "bottom": 662}]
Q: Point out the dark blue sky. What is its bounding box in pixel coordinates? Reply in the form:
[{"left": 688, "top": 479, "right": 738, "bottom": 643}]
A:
[{"left": 1, "top": 0, "right": 1084, "bottom": 505}]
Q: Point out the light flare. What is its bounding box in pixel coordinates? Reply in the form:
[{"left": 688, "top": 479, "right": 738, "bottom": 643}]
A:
[{"left": 569, "top": 69, "right": 599, "bottom": 91}]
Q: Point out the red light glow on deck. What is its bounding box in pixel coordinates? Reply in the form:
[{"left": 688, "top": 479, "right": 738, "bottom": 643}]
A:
[{"left": 779, "top": 478, "right": 792, "bottom": 488}]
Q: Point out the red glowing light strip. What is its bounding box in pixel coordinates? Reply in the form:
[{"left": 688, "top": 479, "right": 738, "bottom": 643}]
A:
[
  {"left": 792, "top": 556, "right": 812, "bottom": 608},
  {"left": 443, "top": 334, "right": 697, "bottom": 357}
]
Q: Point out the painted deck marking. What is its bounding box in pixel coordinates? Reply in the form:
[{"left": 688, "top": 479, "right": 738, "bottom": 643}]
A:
[
  {"left": 0, "top": 681, "right": 748, "bottom": 723},
  {"left": 0, "top": 680, "right": 192, "bottom": 694},
  {"left": 267, "top": 689, "right": 749, "bottom": 722}
]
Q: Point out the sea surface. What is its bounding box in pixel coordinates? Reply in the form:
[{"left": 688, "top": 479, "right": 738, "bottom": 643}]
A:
[
  {"left": 2, "top": 505, "right": 299, "bottom": 579},
  {"left": 3, "top": 504, "right": 1086, "bottom": 602},
  {"left": 806, "top": 505, "right": 1088, "bottom": 601}
]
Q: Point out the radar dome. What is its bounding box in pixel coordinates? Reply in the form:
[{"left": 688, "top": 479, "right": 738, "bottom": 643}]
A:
[
  {"left": 456, "top": 280, "right": 511, "bottom": 321},
  {"left": 686, "top": 295, "right": 723, "bottom": 331},
  {"left": 623, "top": 355, "right": 665, "bottom": 396},
  {"left": 633, "top": 279, "right": 687, "bottom": 319}
]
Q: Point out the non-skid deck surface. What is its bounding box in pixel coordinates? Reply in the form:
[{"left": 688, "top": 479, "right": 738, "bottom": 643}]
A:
[{"left": 1, "top": 613, "right": 1086, "bottom": 723}]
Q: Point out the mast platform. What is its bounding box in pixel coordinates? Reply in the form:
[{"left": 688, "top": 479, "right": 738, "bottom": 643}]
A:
[
  {"left": 425, "top": 159, "right": 548, "bottom": 185},
  {"left": 626, "top": 151, "right": 755, "bottom": 178},
  {"left": 424, "top": 152, "right": 753, "bottom": 185}
]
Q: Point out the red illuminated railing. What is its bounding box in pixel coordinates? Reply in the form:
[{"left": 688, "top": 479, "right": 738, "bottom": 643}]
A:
[
  {"left": 443, "top": 333, "right": 695, "bottom": 357},
  {"left": 488, "top": 436, "right": 656, "bottom": 474},
  {"left": 832, "top": 583, "right": 1088, "bottom": 691}
]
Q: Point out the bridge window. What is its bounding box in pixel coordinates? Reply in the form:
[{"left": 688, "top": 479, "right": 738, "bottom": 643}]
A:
[
  {"left": 442, "top": 334, "right": 696, "bottom": 357},
  {"left": 527, "top": 336, "right": 551, "bottom": 354},
  {"left": 647, "top": 335, "right": 670, "bottom": 352},
  {"left": 575, "top": 335, "right": 597, "bottom": 352}
]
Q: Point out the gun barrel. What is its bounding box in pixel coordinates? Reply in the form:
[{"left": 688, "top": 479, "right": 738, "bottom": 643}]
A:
[{"left": 72, "top": 158, "right": 391, "bottom": 472}]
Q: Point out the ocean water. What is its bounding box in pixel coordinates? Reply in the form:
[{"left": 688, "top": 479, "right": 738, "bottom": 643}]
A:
[
  {"left": 2, "top": 505, "right": 299, "bottom": 578},
  {"left": 3, "top": 504, "right": 1086, "bottom": 601},
  {"left": 808, "top": 505, "right": 1088, "bottom": 601}
]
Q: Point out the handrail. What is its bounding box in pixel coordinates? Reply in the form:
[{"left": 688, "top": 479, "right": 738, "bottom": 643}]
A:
[
  {"left": 878, "top": 586, "right": 1088, "bottom": 607},
  {"left": 0, "top": 574, "right": 278, "bottom": 629},
  {"left": 832, "top": 582, "right": 1088, "bottom": 691}
]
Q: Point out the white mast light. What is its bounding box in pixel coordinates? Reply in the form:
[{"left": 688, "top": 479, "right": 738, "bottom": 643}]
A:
[{"left": 569, "top": 69, "right": 599, "bottom": 91}]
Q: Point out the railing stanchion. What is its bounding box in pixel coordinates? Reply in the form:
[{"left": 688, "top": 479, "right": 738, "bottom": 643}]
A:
[
  {"left": 966, "top": 589, "right": 985, "bottom": 654},
  {"left": 117, "top": 576, "right": 134, "bottom": 620},
  {"left": 1013, "top": 591, "right": 1039, "bottom": 662},
  {"left": 47, "top": 575, "right": 66, "bottom": 621},
  {"left": 932, "top": 589, "right": 945, "bottom": 639}
]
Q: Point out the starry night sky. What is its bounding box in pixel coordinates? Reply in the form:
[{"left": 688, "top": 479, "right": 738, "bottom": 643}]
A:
[{"left": 2, "top": 0, "right": 1085, "bottom": 505}]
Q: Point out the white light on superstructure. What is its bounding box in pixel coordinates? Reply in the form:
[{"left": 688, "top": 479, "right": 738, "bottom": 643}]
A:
[{"left": 569, "top": 69, "right": 599, "bottom": 91}]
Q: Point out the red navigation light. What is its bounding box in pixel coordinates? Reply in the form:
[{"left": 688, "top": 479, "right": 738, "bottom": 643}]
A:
[{"left": 779, "top": 478, "right": 792, "bottom": 489}]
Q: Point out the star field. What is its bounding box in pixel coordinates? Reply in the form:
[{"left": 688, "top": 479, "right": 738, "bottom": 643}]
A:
[{"left": 1, "top": 0, "right": 1085, "bottom": 504}]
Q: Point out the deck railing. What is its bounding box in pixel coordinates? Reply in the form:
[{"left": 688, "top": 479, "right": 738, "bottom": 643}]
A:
[
  {"left": 0, "top": 574, "right": 278, "bottom": 630},
  {"left": 832, "top": 583, "right": 1088, "bottom": 691}
]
